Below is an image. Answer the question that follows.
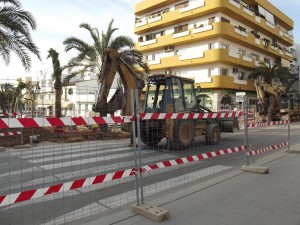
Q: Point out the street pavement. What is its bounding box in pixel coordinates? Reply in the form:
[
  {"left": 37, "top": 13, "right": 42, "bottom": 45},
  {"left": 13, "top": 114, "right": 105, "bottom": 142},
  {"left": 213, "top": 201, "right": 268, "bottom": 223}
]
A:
[{"left": 73, "top": 146, "right": 300, "bottom": 225}]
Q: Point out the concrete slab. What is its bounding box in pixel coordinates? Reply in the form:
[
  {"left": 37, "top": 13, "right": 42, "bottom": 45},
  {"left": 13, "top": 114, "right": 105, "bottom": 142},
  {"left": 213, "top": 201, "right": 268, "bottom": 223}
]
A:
[
  {"left": 286, "top": 149, "right": 300, "bottom": 154},
  {"left": 131, "top": 203, "right": 169, "bottom": 222},
  {"left": 14, "top": 144, "right": 33, "bottom": 149},
  {"left": 241, "top": 165, "right": 269, "bottom": 174}
]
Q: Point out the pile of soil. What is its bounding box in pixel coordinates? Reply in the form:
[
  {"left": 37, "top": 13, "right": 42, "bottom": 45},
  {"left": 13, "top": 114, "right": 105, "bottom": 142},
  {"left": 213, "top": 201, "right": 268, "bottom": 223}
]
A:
[{"left": 0, "top": 126, "right": 131, "bottom": 147}]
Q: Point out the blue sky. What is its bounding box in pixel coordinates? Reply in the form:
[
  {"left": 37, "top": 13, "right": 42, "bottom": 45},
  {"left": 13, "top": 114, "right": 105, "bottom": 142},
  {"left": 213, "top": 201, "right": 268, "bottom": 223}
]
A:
[{"left": 0, "top": 0, "right": 299, "bottom": 81}]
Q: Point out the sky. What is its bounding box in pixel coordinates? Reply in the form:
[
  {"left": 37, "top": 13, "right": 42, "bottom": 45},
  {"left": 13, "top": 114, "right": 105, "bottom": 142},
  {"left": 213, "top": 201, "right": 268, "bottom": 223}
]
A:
[{"left": 0, "top": 0, "right": 299, "bottom": 82}]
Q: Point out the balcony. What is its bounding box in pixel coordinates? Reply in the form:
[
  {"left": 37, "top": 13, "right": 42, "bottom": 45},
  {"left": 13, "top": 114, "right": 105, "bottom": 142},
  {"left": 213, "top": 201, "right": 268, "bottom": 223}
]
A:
[
  {"left": 173, "top": 30, "right": 190, "bottom": 39},
  {"left": 136, "top": 22, "right": 293, "bottom": 62},
  {"left": 199, "top": 75, "right": 255, "bottom": 91},
  {"left": 180, "top": 0, "right": 204, "bottom": 13},
  {"left": 134, "top": 0, "right": 293, "bottom": 46},
  {"left": 135, "top": 0, "right": 179, "bottom": 16},
  {"left": 139, "top": 38, "right": 157, "bottom": 47},
  {"left": 147, "top": 48, "right": 255, "bottom": 71},
  {"left": 193, "top": 24, "right": 213, "bottom": 34}
]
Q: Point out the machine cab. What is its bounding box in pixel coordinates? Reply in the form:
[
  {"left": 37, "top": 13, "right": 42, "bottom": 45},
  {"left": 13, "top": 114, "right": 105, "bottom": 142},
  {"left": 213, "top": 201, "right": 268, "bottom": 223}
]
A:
[{"left": 144, "top": 74, "right": 198, "bottom": 113}]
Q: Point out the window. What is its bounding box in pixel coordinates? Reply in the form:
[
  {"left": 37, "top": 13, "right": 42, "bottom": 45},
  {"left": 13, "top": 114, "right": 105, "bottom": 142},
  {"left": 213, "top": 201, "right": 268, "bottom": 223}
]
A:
[
  {"left": 148, "top": 54, "right": 156, "bottom": 61},
  {"left": 221, "top": 17, "right": 230, "bottom": 23},
  {"left": 158, "top": 30, "right": 165, "bottom": 36},
  {"left": 64, "top": 88, "right": 68, "bottom": 100},
  {"left": 220, "top": 43, "right": 229, "bottom": 49},
  {"left": 209, "top": 42, "right": 217, "bottom": 49},
  {"left": 138, "top": 36, "right": 143, "bottom": 42},
  {"left": 251, "top": 53, "right": 260, "bottom": 61},
  {"left": 238, "top": 49, "right": 246, "bottom": 56},
  {"left": 175, "top": 1, "right": 188, "bottom": 9},
  {"left": 208, "top": 16, "right": 215, "bottom": 25},
  {"left": 161, "top": 8, "right": 170, "bottom": 14},
  {"left": 220, "top": 68, "right": 228, "bottom": 75},
  {"left": 78, "top": 104, "right": 81, "bottom": 114},
  {"left": 145, "top": 33, "right": 155, "bottom": 41},
  {"left": 232, "top": 67, "right": 239, "bottom": 73},
  {"left": 174, "top": 24, "right": 188, "bottom": 34},
  {"left": 164, "top": 46, "right": 174, "bottom": 52},
  {"left": 238, "top": 25, "right": 246, "bottom": 32},
  {"left": 264, "top": 57, "right": 270, "bottom": 64},
  {"left": 68, "top": 89, "right": 73, "bottom": 95},
  {"left": 183, "top": 82, "right": 197, "bottom": 109},
  {"left": 238, "top": 71, "right": 245, "bottom": 80}
]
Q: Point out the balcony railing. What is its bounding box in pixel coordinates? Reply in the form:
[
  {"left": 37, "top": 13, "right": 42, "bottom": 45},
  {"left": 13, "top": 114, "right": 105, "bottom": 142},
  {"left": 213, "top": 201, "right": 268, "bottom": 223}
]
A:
[
  {"left": 180, "top": 0, "right": 205, "bottom": 13},
  {"left": 139, "top": 38, "right": 157, "bottom": 47},
  {"left": 173, "top": 30, "right": 190, "bottom": 39},
  {"left": 193, "top": 25, "right": 212, "bottom": 34}
]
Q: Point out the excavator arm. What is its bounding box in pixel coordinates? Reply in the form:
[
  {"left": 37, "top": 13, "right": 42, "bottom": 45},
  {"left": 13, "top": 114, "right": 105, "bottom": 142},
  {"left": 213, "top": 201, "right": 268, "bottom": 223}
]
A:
[{"left": 93, "top": 48, "right": 144, "bottom": 116}]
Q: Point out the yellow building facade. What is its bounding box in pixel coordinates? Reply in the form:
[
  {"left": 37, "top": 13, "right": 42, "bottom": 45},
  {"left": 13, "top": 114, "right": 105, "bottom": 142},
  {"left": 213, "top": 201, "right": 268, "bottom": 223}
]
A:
[{"left": 134, "top": 0, "right": 294, "bottom": 110}]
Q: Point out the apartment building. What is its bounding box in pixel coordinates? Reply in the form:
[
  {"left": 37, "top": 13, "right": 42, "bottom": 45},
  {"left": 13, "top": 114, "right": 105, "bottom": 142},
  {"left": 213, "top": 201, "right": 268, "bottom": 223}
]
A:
[{"left": 134, "top": 0, "right": 294, "bottom": 110}]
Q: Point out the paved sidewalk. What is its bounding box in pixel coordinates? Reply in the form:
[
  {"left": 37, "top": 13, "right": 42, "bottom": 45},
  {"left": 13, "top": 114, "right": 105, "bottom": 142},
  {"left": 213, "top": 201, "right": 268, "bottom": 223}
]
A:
[{"left": 74, "top": 149, "right": 300, "bottom": 225}]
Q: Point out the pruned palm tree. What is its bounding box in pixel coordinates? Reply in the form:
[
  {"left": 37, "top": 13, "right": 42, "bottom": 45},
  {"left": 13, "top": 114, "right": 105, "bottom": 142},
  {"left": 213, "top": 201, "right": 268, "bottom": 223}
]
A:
[
  {"left": 63, "top": 19, "right": 148, "bottom": 118},
  {"left": 47, "top": 48, "right": 64, "bottom": 118},
  {"left": 0, "top": 0, "right": 40, "bottom": 71}
]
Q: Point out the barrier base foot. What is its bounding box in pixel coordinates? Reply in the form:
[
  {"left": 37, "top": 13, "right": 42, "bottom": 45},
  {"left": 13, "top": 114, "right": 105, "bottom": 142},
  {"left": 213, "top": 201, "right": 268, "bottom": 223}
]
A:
[
  {"left": 241, "top": 165, "right": 269, "bottom": 174},
  {"left": 131, "top": 203, "right": 169, "bottom": 222},
  {"left": 0, "top": 147, "right": 5, "bottom": 152},
  {"left": 286, "top": 150, "right": 300, "bottom": 154}
]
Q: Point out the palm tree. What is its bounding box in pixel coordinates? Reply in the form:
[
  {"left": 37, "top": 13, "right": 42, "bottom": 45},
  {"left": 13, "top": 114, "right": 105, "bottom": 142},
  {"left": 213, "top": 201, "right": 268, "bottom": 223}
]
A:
[
  {"left": 248, "top": 61, "right": 291, "bottom": 85},
  {"left": 63, "top": 19, "right": 148, "bottom": 118},
  {"left": 0, "top": 0, "right": 40, "bottom": 71},
  {"left": 47, "top": 48, "right": 63, "bottom": 118}
]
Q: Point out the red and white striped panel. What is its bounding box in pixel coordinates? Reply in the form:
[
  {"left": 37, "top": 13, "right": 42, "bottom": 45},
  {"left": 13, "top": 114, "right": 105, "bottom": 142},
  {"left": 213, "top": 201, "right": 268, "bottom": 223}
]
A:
[
  {"left": 141, "top": 146, "right": 245, "bottom": 172},
  {"left": 0, "top": 131, "right": 22, "bottom": 137},
  {"left": 248, "top": 142, "right": 288, "bottom": 156},
  {"left": 0, "top": 145, "right": 245, "bottom": 206},
  {"left": 247, "top": 120, "right": 289, "bottom": 128},
  {"left": 141, "top": 111, "right": 243, "bottom": 120},
  {"left": 0, "top": 168, "right": 137, "bottom": 207},
  {"left": 0, "top": 116, "right": 134, "bottom": 129}
]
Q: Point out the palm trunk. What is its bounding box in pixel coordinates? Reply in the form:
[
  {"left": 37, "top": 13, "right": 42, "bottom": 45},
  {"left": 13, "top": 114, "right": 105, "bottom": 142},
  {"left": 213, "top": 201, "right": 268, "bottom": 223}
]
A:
[{"left": 55, "top": 82, "right": 62, "bottom": 118}]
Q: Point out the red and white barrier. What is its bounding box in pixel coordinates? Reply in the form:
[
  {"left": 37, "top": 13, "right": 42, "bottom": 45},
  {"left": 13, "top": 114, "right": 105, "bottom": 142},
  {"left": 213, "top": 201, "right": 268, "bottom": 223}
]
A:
[
  {"left": 0, "top": 116, "right": 134, "bottom": 129},
  {"left": 0, "top": 145, "right": 245, "bottom": 207},
  {"left": 0, "top": 112, "right": 243, "bottom": 129},
  {"left": 142, "top": 146, "right": 245, "bottom": 172},
  {"left": 141, "top": 111, "right": 243, "bottom": 120},
  {"left": 247, "top": 120, "right": 289, "bottom": 128},
  {"left": 0, "top": 131, "right": 22, "bottom": 137},
  {"left": 248, "top": 142, "right": 288, "bottom": 156}
]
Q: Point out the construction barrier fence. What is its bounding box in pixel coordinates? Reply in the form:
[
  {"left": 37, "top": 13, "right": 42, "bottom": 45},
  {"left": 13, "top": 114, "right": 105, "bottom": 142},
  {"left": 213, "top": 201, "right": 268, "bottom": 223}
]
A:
[{"left": 0, "top": 90, "right": 292, "bottom": 225}]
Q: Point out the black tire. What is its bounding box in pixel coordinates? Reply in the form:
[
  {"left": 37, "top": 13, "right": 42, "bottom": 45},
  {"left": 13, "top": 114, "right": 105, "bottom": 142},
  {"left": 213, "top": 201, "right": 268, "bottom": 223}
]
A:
[
  {"left": 140, "top": 120, "right": 162, "bottom": 146},
  {"left": 172, "top": 120, "right": 195, "bottom": 150},
  {"left": 205, "top": 124, "right": 220, "bottom": 145},
  {"left": 221, "top": 119, "right": 240, "bottom": 133}
]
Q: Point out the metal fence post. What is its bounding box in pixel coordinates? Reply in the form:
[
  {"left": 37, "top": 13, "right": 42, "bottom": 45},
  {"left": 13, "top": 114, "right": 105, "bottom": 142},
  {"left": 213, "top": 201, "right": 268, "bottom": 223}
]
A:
[
  {"left": 130, "top": 89, "right": 140, "bottom": 206},
  {"left": 21, "top": 128, "right": 24, "bottom": 146},
  {"left": 288, "top": 97, "right": 291, "bottom": 151},
  {"left": 244, "top": 95, "right": 249, "bottom": 166},
  {"left": 135, "top": 89, "right": 144, "bottom": 204}
]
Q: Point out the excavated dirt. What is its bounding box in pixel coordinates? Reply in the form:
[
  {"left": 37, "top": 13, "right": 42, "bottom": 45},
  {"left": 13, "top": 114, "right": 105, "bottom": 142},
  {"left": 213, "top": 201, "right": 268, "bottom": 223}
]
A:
[{"left": 0, "top": 126, "right": 131, "bottom": 147}]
